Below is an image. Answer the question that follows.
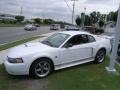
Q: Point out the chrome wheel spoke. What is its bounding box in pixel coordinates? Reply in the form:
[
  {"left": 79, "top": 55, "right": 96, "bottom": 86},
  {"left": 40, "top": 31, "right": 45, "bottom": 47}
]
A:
[
  {"left": 44, "top": 67, "right": 49, "bottom": 71},
  {"left": 35, "top": 61, "right": 50, "bottom": 77},
  {"left": 97, "top": 50, "right": 105, "bottom": 62},
  {"left": 36, "top": 68, "right": 41, "bottom": 72},
  {"left": 38, "top": 63, "right": 42, "bottom": 67}
]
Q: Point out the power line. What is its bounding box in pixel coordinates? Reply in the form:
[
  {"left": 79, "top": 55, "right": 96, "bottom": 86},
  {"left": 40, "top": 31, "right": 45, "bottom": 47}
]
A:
[{"left": 63, "top": 0, "right": 72, "bottom": 12}]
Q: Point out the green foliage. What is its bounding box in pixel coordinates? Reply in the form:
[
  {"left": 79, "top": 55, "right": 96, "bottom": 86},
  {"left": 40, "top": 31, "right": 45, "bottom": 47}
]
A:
[
  {"left": 43, "top": 19, "right": 54, "bottom": 24},
  {"left": 108, "top": 11, "right": 118, "bottom": 22},
  {"left": 75, "top": 16, "right": 81, "bottom": 26},
  {"left": 84, "top": 15, "right": 91, "bottom": 26},
  {"left": 113, "top": 11, "right": 118, "bottom": 22},
  {"left": 76, "top": 11, "right": 109, "bottom": 27},
  {"left": 90, "top": 11, "right": 97, "bottom": 24},
  {"left": 15, "top": 16, "right": 25, "bottom": 23},
  {"left": 33, "top": 18, "right": 41, "bottom": 24},
  {"left": 99, "top": 20, "right": 104, "bottom": 27}
]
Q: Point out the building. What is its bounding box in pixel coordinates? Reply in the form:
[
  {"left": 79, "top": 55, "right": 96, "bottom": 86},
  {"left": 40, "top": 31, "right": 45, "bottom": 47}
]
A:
[{"left": 0, "top": 13, "right": 16, "bottom": 21}]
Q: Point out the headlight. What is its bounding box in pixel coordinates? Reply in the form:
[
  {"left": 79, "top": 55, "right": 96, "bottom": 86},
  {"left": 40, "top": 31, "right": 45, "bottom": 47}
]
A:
[{"left": 7, "top": 57, "right": 23, "bottom": 63}]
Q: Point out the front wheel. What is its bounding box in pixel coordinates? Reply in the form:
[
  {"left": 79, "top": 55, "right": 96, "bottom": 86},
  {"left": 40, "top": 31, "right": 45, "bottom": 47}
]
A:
[
  {"left": 94, "top": 49, "right": 106, "bottom": 63},
  {"left": 30, "top": 59, "right": 53, "bottom": 78}
]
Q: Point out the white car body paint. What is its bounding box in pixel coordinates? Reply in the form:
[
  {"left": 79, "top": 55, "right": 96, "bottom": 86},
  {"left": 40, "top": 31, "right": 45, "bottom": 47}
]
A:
[{"left": 4, "top": 31, "right": 111, "bottom": 75}]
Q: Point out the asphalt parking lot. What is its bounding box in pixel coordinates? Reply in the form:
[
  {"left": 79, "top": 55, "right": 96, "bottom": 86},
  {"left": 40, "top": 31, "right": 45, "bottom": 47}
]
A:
[{"left": 0, "top": 26, "right": 54, "bottom": 45}]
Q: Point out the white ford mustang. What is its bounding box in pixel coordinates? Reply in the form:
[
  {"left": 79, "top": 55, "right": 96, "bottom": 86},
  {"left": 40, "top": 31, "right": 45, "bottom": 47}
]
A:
[{"left": 4, "top": 31, "right": 111, "bottom": 78}]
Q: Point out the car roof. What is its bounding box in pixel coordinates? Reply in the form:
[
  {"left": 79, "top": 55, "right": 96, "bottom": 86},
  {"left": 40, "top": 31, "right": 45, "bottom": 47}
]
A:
[{"left": 59, "top": 31, "right": 92, "bottom": 36}]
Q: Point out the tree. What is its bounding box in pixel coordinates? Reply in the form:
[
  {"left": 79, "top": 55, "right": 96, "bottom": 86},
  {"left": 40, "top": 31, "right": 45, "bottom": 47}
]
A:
[
  {"left": 90, "top": 11, "right": 97, "bottom": 24},
  {"left": 101, "top": 14, "right": 107, "bottom": 21},
  {"left": 84, "top": 15, "right": 91, "bottom": 26},
  {"left": 89, "top": 11, "right": 102, "bottom": 25},
  {"left": 113, "top": 11, "right": 118, "bottom": 22},
  {"left": 96, "top": 12, "right": 101, "bottom": 20},
  {"left": 33, "top": 18, "right": 41, "bottom": 24},
  {"left": 99, "top": 20, "right": 104, "bottom": 27},
  {"left": 43, "top": 19, "right": 54, "bottom": 24},
  {"left": 108, "top": 11, "right": 118, "bottom": 22},
  {"left": 75, "top": 16, "right": 81, "bottom": 26},
  {"left": 15, "top": 16, "right": 25, "bottom": 23}
]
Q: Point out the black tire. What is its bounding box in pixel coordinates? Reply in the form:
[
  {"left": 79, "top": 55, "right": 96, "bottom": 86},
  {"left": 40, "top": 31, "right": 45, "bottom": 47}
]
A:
[
  {"left": 30, "top": 58, "right": 54, "bottom": 78},
  {"left": 94, "top": 49, "right": 106, "bottom": 63}
]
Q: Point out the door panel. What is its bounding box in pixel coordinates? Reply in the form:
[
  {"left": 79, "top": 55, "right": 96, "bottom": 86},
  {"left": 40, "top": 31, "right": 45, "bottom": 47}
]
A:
[{"left": 59, "top": 44, "right": 93, "bottom": 64}]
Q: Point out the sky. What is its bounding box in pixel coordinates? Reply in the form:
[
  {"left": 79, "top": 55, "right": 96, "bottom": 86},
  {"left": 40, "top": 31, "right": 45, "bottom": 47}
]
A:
[{"left": 0, "top": 0, "right": 119, "bottom": 23}]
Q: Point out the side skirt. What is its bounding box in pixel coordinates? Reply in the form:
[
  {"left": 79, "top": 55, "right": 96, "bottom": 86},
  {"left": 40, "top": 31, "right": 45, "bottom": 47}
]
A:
[{"left": 55, "top": 57, "right": 94, "bottom": 70}]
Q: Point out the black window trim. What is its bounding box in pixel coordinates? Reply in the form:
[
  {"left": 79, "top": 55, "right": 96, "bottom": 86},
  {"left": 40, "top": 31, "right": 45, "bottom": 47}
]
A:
[{"left": 62, "top": 34, "right": 96, "bottom": 48}]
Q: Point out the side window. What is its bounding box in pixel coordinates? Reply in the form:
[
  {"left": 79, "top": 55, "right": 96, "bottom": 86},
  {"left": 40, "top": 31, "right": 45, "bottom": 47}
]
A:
[
  {"left": 66, "top": 35, "right": 81, "bottom": 46},
  {"left": 80, "top": 34, "right": 88, "bottom": 43},
  {"left": 65, "top": 34, "right": 89, "bottom": 46},
  {"left": 87, "top": 35, "right": 96, "bottom": 43}
]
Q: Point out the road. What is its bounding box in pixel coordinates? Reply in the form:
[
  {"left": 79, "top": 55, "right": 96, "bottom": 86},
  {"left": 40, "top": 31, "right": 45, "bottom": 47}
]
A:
[
  {"left": 0, "top": 26, "right": 54, "bottom": 45},
  {"left": 0, "top": 25, "right": 115, "bottom": 45}
]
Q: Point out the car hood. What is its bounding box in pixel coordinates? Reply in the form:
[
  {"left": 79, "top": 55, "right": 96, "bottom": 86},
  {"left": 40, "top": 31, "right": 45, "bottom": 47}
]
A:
[{"left": 7, "top": 42, "right": 54, "bottom": 58}]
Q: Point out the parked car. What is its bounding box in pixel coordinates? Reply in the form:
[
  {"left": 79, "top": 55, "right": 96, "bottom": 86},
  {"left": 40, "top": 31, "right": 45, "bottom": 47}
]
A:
[
  {"left": 82, "top": 26, "right": 104, "bottom": 34},
  {"left": 81, "top": 26, "right": 96, "bottom": 34},
  {"left": 24, "top": 24, "right": 37, "bottom": 31},
  {"left": 65, "top": 25, "right": 80, "bottom": 31},
  {"left": 34, "top": 24, "right": 40, "bottom": 27},
  {"left": 50, "top": 24, "right": 59, "bottom": 30},
  {"left": 4, "top": 31, "right": 111, "bottom": 78},
  {"left": 60, "top": 24, "right": 65, "bottom": 29}
]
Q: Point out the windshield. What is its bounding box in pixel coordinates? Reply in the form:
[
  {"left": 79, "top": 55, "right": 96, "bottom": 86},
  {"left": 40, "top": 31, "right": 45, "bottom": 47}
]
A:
[{"left": 41, "top": 33, "right": 70, "bottom": 48}]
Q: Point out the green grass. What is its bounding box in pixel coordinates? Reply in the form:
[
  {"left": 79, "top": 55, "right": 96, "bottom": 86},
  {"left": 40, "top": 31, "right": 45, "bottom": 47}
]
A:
[
  {"left": 48, "top": 56, "right": 120, "bottom": 90},
  {"left": 0, "top": 36, "right": 43, "bottom": 51},
  {"left": 0, "top": 24, "right": 24, "bottom": 27},
  {"left": 0, "top": 56, "right": 120, "bottom": 90},
  {"left": 0, "top": 65, "right": 23, "bottom": 90}
]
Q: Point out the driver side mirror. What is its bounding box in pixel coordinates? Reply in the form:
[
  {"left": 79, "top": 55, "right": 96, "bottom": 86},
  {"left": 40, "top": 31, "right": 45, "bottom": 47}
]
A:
[{"left": 64, "top": 43, "right": 73, "bottom": 48}]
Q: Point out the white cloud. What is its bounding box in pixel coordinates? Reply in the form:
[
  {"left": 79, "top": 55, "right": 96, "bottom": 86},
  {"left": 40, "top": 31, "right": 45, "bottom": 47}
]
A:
[{"left": 0, "top": 0, "right": 119, "bottom": 23}]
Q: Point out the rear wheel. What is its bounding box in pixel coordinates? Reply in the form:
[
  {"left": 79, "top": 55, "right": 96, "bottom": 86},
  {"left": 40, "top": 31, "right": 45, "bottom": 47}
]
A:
[
  {"left": 94, "top": 49, "right": 106, "bottom": 63},
  {"left": 30, "top": 58, "right": 54, "bottom": 78}
]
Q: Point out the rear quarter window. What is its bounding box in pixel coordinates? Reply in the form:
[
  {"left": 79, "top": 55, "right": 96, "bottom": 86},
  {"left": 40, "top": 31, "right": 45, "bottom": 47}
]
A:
[{"left": 87, "top": 35, "right": 96, "bottom": 43}]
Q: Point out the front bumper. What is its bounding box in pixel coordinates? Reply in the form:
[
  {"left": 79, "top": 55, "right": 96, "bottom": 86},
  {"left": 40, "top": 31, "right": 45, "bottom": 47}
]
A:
[{"left": 4, "top": 60, "right": 29, "bottom": 75}]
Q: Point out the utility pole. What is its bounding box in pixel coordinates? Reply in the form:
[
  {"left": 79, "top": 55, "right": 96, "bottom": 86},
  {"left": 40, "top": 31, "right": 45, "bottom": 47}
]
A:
[
  {"left": 71, "top": 0, "right": 78, "bottom": 24},
  {"left": 20, "top": 6, "right": 23, "bottom": 15},
  {"left": 106, "top": 5, "right": 120, "bottom": 75},
  {"left": 81, "top": 8, "right": 86, "bottom": 27},
  {"left": 83, "top": 7, "right": 86, "bottom": 27}
]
